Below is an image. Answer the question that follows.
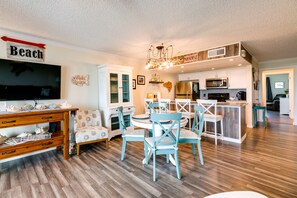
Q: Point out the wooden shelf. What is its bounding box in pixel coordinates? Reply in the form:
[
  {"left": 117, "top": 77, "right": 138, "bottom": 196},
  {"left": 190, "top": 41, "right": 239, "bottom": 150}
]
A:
[
  {"left": 0, "top": 108, "right": 78, "bottom": 160},
  {"left": 149, "top": 81, "right": 164, "bottom": 84}
]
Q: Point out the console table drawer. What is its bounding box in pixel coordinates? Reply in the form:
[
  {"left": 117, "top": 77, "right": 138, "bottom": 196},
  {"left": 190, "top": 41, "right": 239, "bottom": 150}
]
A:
[
  {"left": 0, "top": 136, "right": 63, "bottom": 159},
  {"left": 0, "top": 113, "right": 64, "bottom": 127}
]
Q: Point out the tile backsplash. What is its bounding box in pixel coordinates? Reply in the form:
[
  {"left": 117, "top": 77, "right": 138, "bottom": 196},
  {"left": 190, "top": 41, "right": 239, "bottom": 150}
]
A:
[{"left": 200, "top": 89, "right": 246, "bottom": 100}]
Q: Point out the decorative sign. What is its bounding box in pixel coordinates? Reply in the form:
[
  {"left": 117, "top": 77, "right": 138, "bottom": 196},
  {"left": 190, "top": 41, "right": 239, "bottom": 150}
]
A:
[
  {"left": 163, "top": 81, "right": 173, "bottom": 92},
  {"left": 183, "top": 53, "right": 198, "bottom": 63},
  {"left": 72, "top": 75, "right": 89, "bottom": 86},
  {"left": 1, "top": 36, "right": 45, "bottom": 62}
]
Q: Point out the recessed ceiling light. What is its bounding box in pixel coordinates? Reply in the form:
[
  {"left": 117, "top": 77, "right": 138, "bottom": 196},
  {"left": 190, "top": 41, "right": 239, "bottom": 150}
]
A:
[
  {"left": 238, "top": 63, "right": 242, "bottom": 66},
  {"left": 211, "top": 68, "right": 215, "bottom": 70},
  {"left": 181, "top": 70, "right": 184, "bottom": 73},
  {"left": 181, "top": 66, "right": 184, "bottom": 68},
  {"left": 229, "top": 58, "right": 234, "bottom": 62}
]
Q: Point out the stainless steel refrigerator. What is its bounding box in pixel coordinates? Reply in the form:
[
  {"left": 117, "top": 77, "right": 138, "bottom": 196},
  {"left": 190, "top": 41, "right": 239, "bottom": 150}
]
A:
[{"left": 175, "top": 82, "right": 200, "bottom": 100}]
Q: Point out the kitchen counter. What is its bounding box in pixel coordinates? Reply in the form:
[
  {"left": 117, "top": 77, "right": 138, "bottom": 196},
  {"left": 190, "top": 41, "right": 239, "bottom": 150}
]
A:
[
  {"left": 170, "top": 100, "right": 247, "bottom": 143},
  {"left": 217, "top": 102, "right": 247, "bottom": 107}
]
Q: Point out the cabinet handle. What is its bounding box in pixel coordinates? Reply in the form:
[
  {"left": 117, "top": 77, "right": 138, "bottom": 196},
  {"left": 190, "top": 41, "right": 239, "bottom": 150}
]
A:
[
  {"left": 2, "top": 120, "right": 16, "bottom": 124},
  {"left": 42, "top": 142, "right": 53, "bottom": 146},
  {"left": 2, "top": 150, "right": 16, "bottom": 155},
  {"left": 42, "top": 116, "right": 53, "bottom": 119}
]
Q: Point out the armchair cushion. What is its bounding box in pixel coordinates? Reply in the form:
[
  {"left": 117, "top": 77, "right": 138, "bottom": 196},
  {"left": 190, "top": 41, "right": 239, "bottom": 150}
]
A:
[
  {"left": 75, "top": 126, "right": 108, "bottom": 143},
  {"left": 74, "top": 110, "right": 108, "bottom": 143}
]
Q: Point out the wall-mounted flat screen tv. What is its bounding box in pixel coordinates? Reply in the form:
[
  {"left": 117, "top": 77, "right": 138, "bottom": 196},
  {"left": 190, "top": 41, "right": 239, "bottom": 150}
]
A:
[{"left": 0, "top": 58, "right": 61, "bottom": 101}]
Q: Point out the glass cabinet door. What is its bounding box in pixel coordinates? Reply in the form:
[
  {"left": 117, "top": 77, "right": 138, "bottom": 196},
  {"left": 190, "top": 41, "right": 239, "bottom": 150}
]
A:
[
  {"left": 110, "top": 73, "right": 119, "bottom": 104},
  {"left": 122, "top": 74, "right": 130, "bottom": 103},
  {"left": 110, "top": 114, "right": 131, "bottom": 131}
]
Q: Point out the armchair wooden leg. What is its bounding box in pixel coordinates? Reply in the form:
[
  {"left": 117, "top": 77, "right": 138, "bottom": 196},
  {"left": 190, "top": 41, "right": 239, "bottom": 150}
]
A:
[
  {"left": 76, "top": 144, "right": 80, "bottom": 156},
  {"left": 105, "top": 139, "right": 109, "bottom": 150}
]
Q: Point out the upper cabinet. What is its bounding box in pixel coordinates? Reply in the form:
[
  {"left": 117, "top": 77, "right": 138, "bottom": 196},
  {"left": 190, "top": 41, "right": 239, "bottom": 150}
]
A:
[
  {"left": 178, "top": 66, "right": 250, "bottom": 90},
  {"left": 227, "top": 67, "right": 249, "bottom": 89},
  {"left": 98, "top": 64, "right": 133, "bottom": 107}
]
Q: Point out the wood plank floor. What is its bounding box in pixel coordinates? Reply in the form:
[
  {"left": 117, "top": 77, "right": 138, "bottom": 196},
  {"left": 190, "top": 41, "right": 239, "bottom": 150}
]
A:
[{"left": 1, "top": 123, "right": 297, "bottom": 198}]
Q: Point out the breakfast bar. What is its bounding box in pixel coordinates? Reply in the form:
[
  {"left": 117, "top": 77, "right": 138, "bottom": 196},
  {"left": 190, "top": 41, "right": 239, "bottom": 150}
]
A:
[
  {"left": 216, "top": 102, "right": 247, "bottom": 143},
  {"left": 170, "top": 101, "right": 247, "bottom": 143}
]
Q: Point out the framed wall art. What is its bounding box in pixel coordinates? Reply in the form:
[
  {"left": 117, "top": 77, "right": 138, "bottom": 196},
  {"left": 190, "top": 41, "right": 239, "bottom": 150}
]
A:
[
  {"left": 275, "top": 82, "right": 284, "bottom": 89},
  {"left": 137, "top": 75, "right": 145, "bottom": 85},
  {"left": 132, "top": 79, "right": 136, "bottom": 89}
]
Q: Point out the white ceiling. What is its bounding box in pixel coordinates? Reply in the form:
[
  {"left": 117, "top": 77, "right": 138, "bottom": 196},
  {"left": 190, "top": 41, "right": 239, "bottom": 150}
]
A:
[{"left": 0, "top": 0, "right": 297, "bottom": 72}]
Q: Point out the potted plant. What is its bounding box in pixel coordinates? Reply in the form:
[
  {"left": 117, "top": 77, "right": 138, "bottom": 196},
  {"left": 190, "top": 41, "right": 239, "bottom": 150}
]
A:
[{"left": 284, "top": 89, "right": 289, "bottom": 97}]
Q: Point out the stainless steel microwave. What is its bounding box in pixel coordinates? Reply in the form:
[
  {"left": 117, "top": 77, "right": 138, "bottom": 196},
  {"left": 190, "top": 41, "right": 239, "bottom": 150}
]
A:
[{"left": 206, "top": 78, "right": 228, "bottom": 89}]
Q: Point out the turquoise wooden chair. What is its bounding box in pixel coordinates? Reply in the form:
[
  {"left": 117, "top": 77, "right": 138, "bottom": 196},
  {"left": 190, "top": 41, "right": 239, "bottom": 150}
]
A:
[
  {"left": 144, "top": 112, "right": 182, "bottom": 181},
  {"left": 117, "top": 106, "right": 145, "bottom": 160},
  {"left": 149, "top": 102, "right": 168, "bottom": 114},
  {"left": 174, "top": 105, "right": 205, "bottom": 165}
]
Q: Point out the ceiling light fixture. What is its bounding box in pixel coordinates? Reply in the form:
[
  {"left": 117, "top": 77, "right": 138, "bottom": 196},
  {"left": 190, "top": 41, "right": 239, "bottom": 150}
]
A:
[{"left": 145, "top": 43, "right": 174, "bottom": 70}]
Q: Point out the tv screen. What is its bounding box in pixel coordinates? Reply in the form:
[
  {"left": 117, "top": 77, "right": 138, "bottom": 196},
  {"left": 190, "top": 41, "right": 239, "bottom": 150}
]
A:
[{"left": 0, "top": 58, "right": 61, "bottom": 101}]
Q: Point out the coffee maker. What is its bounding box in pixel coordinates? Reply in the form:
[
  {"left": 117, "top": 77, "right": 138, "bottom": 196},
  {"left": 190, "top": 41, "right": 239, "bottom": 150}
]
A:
[{"left": 236, "top": 91, "right": 246, "bottom": 100}]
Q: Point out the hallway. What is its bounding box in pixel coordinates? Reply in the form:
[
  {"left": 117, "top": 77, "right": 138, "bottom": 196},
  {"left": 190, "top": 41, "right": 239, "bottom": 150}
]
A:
[{"left": 266, "top": 110, "right": 293, "bottom": 125}]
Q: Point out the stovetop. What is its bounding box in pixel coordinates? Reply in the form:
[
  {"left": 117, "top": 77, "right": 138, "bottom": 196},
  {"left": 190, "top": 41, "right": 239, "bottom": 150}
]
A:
[{"left": 208, "top": 93, "right": 230, "bottom": 102}]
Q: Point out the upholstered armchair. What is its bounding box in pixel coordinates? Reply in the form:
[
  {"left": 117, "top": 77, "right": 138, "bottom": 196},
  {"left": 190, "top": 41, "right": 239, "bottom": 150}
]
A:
[{"left": 74, "top": 110, "right": 108, "bottom": 155}]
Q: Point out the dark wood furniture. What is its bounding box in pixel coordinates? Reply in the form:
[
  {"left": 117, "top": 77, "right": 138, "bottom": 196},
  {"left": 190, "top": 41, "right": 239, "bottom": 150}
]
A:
[{"left": 0, "top": 108, "right": 78, "bottom": 160}]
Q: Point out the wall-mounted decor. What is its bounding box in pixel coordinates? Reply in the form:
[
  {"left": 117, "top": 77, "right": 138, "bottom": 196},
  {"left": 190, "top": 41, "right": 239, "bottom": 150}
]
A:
[
  {"left": 137, "top": 75, "right": 145, "bottom": 85},
  {"left": 275, "top": 82, "right": 284, "bottom": 89},
  {"left": 163, "top": 81, "right": 173, "bottom": 92},
  {"left": 132, "top": 79, "right": 136, "bottom": 89},
  {"left": 72, "top": 74, "right": 89, "bottom": 86},
  {"left": 1, "top": 36, "right": 45, "bottom": 62}
]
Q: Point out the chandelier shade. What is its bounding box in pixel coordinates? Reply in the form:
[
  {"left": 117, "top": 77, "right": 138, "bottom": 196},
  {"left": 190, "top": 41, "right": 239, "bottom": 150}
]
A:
[{"left": 145, "top": 43, "right": 174, "bottom": 70}]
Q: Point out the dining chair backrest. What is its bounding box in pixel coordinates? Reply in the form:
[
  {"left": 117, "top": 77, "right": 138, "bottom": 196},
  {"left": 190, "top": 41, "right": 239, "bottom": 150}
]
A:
[
  {"left": 159, "top": 98, "right": 171, "bottom": 111},
  {"left": 116, "top": 106, "right": 127, "bottom": 133},
  {"left": 191, "top": 105, "right": 205, "bottom": 137},
  {"left": 175, "top": 99, "right": 191, "bottom": 115},
  {"left": 196, "top": 99, "right": 217, "bottom": 116},
  {"left": 144, "top": 98, "right": 154, "bottom": 114},
  {"left": 149, "top": 102, "right": 168, "bottom": 114},
  {"left": 150, "top": 113, "right": 182, "bottom": 148}
]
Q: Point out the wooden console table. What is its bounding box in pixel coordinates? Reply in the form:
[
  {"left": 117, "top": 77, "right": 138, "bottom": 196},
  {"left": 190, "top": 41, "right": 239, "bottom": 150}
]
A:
[{"left": 0, "top": 108, "right": 78, "bottom": 160}]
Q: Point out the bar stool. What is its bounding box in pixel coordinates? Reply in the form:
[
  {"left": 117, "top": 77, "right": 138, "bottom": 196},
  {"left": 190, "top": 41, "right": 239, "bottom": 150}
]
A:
[{"left": 253, "top": 105, "right": 267, "bottom": 128}]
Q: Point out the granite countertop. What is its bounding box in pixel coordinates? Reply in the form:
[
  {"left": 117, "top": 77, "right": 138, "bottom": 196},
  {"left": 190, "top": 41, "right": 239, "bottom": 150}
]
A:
[{"left": 217, "top": 102, "right": 247, "bottom": 107}]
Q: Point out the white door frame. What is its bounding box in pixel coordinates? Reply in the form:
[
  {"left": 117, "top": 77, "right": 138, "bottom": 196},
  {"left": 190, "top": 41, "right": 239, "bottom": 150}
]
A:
[{"left": 261, "top": 68, "right": 294, "bottom": 119}]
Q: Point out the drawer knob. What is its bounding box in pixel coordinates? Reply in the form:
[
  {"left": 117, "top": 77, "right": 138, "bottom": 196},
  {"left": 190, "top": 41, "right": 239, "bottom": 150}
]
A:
[
  {"left": 2, "top": 120, "right": 16, "bottom": 124},
  {"left": 2, "top": 150, "right": 16, "bottom": 155},
  {"left": 42, "top": 116, "right": 53, "bottom": 119},
  {"left": 42, "top": 142, "right": 53, "bottom": 146}
]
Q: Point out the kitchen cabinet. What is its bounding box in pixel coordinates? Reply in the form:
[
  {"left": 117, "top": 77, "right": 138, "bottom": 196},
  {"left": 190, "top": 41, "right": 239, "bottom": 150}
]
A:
[
  {"left": 98, "top": 64, "right": 135, "bottom": 140},
  {"left": 98, "top": 64, "right": 133, "bottom": 107},
  {"left": 227, "top": 67, "right": 248, "bottom": 89},
  {"left": 178, "top": 73, "right": 199, "bottom": 81}
]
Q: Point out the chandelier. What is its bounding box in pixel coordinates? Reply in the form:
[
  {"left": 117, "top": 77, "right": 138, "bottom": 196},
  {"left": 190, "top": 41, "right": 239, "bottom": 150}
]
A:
[{"left": 145, "top": 43, "right": 174, "bottom": 70}]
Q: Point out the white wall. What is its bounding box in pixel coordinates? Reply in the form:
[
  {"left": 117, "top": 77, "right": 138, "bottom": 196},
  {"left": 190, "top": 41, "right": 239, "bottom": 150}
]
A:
[
  {"left": 132, "top": 67, "right": 178, "bottom": 114},
  {"left": 0, "top": 29, "right": 145, "bottom": 136},
  {"left": 259, "top": 57, "right": 297, "bottom": 125},
  {"left": 0, "top": 29, "right": 179, "bottom": 136}
]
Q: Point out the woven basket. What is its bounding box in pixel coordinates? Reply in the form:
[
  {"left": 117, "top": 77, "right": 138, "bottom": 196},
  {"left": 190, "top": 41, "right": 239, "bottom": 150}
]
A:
[{"left": 0, "top": 135, "right": 8, "bottom": 145}]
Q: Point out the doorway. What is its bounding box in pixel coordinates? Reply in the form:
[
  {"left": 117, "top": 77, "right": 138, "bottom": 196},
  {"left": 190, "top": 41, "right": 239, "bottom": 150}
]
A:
[{"left": 262, "top": 68, "right": 294, "bottom": 125}]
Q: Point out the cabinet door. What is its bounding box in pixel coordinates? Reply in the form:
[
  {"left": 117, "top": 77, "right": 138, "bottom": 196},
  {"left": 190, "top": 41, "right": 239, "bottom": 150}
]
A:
[
  {"left": 110, "top": 73, "right": 119, "bottom": 104},
  {"left": 122, "top": 74, "right": 130, "bottom": 103}
]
